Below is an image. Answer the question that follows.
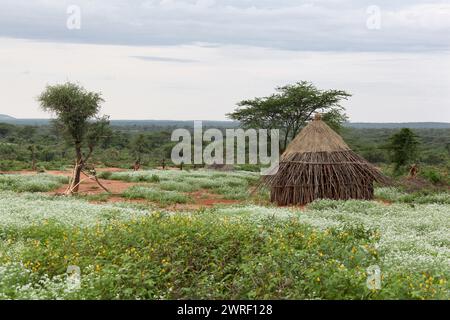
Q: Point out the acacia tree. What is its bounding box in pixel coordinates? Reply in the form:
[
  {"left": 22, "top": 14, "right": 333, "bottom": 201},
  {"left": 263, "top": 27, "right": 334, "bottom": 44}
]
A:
[
  {"left": 38, "top": 82, "right": 109, "bottom": 193},
  {"left": 227, "top": 81, "right": 351, "bottom": 151}
]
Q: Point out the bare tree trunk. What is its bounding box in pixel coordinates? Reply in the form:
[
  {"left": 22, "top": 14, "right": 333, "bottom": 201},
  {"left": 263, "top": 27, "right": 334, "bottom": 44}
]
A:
[
  {"left": 281, "top": 128, "right": 290, "bottom": 154},
  {"left": 72, "top": 144, "right": 83, "bottom": 193}
]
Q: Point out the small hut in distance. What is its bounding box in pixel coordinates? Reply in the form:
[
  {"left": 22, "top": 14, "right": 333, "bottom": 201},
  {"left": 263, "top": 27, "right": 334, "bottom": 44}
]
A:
[{"left": 264, "top": 114, "right": 388, "bottom": 206}]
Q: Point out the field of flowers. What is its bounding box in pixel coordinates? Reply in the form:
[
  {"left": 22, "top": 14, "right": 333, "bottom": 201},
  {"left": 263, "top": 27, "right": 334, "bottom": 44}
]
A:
[
  {"left": 0, "top": 174, "right": 68, "bottom": 192},
  {"left": 0, "top": 171, "right": 448, "bottom": 299}
]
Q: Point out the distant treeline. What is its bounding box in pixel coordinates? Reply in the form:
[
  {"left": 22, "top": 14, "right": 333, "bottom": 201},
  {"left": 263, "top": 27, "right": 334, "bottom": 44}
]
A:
[
  {"left": 1, "top": 117, "right": 450, "bottom": 129},
  {"left": 0, "top": 121, "right": 449, "bottom": 172}
]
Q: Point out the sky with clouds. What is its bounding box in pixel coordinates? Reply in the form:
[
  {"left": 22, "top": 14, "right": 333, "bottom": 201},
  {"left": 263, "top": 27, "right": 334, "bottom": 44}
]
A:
[{"left": 0, "top": 0, "right": 449, "bottom": 121}]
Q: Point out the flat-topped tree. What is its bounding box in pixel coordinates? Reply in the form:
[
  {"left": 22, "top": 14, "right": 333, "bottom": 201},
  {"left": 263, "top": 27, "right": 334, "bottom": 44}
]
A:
[
  {"left": 227, "top": 81, "right": 350, "bottom": 152},
  {"left": 38, "top": 82, "right": 110, "bottom": 194}
]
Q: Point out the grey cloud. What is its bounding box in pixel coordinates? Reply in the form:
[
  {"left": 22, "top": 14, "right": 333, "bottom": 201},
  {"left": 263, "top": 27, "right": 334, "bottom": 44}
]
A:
[
  {"left": 131, "top": 55, "right": 198, "bottom": 63},
  {"left": 0, "top": 0, "right": 449, "bottom": 52}
]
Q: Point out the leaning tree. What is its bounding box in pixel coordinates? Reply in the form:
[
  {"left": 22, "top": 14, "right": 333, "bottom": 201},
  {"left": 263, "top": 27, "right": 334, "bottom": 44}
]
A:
[{"left": 38, "top": 82, "right": 110, "bottom": 194}]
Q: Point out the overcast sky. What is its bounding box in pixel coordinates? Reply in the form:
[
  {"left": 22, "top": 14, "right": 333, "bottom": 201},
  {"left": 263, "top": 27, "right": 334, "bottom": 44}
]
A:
[{"left": 0, "top": 0, "right": 449, "bottom": 122}]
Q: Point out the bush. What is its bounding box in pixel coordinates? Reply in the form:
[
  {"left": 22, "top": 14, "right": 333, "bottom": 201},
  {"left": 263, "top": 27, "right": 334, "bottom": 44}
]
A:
[
  {"left": 122, "top": 186, "right": 189, "bottom": 204},
  {"left": 97, "top": 171, "right": 112, "bottom": 180},
  {"left": 420, "top": 168, "right": 444, "bottom": 184},
  {"left": 159, "top": 181, "right": 199, "bottom": 193}
]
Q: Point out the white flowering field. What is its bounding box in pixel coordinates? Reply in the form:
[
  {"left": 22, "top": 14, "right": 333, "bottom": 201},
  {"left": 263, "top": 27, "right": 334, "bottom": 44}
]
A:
[
  {"left": 0, "top": 171, "right": 448, "bottom": 299},
  {"left": 0, "top": 174, "right": 68, "bottom": 192}
]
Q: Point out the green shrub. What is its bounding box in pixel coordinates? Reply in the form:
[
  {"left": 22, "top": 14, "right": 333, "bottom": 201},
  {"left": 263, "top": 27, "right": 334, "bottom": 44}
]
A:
[
  {"left": 420, "top": 168, "right": 444, "bottom": 184},
  {"left": 5, "top": 215, "right": 377, "bottom": 299},
  {"left": 149, "top": 174, "right": 160, "bottom": 183},
  {"left": 97, "top": 171, "right": 112, "bottom": 180},
  {"left": 159, "top": 181, "right": 199, "bottom": 193},
  {"left": 0, "top": 192, "right": 448, "bottom": 300},
  {"left": 122, "top": 186, "right": 189, "bottom": 204},
  {"left": 3, "top": 213, "right": 446, "bottom": 300}
]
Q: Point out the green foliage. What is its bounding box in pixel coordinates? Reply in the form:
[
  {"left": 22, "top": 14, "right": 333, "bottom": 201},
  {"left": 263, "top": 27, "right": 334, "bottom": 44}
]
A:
[
  {"left": 131, "top": 134, "right": 148, "bottom": 162},
  {"left": 387, "top": 128, "right": 420, "bottom": 173},
  {"left": 227, "top": 81, "right": 350, "bottom": 150},
  {"left": 159, "top": 181, "right": 200, "bottom": 193},
  {"left": 108, "top": 170, "right": 257, "bottom": 201},
  {"left": 0, "top": 177, "right": 449, "bottom": 300},
  {"left": 1, "top": 122, "right": 448, "bottom": 172},
  {"left": 0, "top": 214, "right": 377, "bottom": 299},
  {"left": 122, "top": 186, "right": 190, "bottom": 204},
  {"left": 97, "top": 171, "right": 112, "bottom": 180},
  {"left": 106, "top": 172, "right": 161, "bottom": 183},
  {"left": 148, "top": 174, "right": 161, "bottom": 183},
  {"left": 38, "top": 82, "right": 110, "bottom": 192},
  {"left": 420, "top": 168, "right": 445, "bottom": 184},
  {"left": 1, "top": 211, "right": 447, "bottom": 299},
  {"left": 38, "top": 82, "right": 105, "bottom": 145},
  {"left": 320, "top": 109, "right": 349, "bottom": 133}
]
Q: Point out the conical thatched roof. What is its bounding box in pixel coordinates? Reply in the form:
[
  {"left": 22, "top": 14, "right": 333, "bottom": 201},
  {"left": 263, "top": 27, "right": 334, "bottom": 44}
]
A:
[
  {"left": 264, "top": 114, "right": 389, "bottom": 206},
  {"left": 283, "top": 116, "right": 350, "bottom": 154}
]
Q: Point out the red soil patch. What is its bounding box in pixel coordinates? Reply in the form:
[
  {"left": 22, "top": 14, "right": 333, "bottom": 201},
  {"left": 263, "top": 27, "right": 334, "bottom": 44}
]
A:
[
  {"left": 3, "top": 168, "right": 243, "bottom": 210},
  {"left": 167, "top": 190, "right": 241, "bottom": 211},
  {"left": 376, "top": 199, "right": 392, "bottom": 206},
  {"left": 3, "top": 168, "right": 131, "bottom": 196},
  {"left": 0, "top": 168, "right": 135, "bottom": 196},
  {"left": 52, "top": 178, "right": 136, "bottom": 196}
]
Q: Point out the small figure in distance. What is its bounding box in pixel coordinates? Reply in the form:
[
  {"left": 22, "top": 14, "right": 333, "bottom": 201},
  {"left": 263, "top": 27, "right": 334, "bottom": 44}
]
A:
[
  {"left": 133, "top": 160, "right": 141, "bottom": 171},
  {"left": 408, "top": 163, "right": 418, "bottom": 179}
]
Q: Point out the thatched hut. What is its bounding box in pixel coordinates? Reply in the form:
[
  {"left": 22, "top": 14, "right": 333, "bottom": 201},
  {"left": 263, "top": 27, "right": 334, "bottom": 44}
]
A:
[{"left": 264, "top": 114, "right": 388, "bottom": 206}]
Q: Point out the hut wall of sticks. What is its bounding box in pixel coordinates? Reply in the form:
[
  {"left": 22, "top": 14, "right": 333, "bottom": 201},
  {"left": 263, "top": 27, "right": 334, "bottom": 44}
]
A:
[{"left": 264, "top": 114, "right": 389, "bottom": 206}]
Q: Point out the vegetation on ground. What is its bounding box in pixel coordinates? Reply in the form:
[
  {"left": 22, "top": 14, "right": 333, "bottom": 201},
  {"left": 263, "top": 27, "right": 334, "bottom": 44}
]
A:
[
  {"left": 113, "top": 170, "right": 260, "bottom": 202},
  {"left": 0, "top": 185, "right": 448, "bottom": 299},
  {"left": 0, "top": 174, "right": 68, "bottom": 193}
]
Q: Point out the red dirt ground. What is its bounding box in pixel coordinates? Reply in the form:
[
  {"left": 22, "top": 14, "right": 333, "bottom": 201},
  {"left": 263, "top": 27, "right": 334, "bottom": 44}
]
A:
[
  {"left": 23, "top": 168, "right": 135, "bottom": 196},
  {"left": 1, "top": 168, "right": 242, "bottom": 210}
]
